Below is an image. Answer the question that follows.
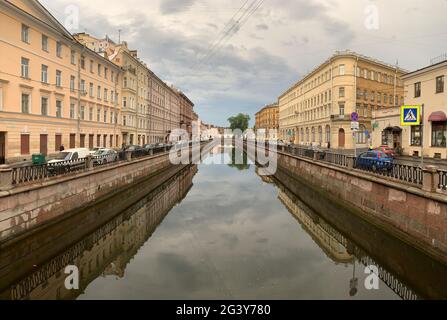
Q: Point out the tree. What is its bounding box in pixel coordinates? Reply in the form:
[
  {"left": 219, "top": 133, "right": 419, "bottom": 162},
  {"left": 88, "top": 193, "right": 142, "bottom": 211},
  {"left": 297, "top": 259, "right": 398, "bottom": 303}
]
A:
[{"left": 228, "top": 113, "right": 251, "bottom": 133}]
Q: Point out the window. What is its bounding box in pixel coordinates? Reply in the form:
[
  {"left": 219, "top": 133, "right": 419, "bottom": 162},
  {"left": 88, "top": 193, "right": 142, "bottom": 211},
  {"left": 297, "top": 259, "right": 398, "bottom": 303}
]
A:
[
  {"left": 41, "top": 97, "right": 48, "bottom": 116},
  {"left": 80, "top": 80, "right": 86, "bottom": 93},
  {"left": 70, "top": 103, "right": 75, "bottom": 119},
  {"left": 56, "top": 100, "right": 62, "bottom": 118},
  {"left": 41, "top": 65, "right": 48, "bottom": 83},
  {"left": 432, "top": 121, "right": 447, "bottom": 147},
  {"left": 56, "top": 70, "right": 62, "bottom": 87},
  {"left": 97, "top": 108, "right": 101, "bottom": 122},
  {"left": 89, "top": 107, "right": 93, "bottom": 121},
  {"left": 124, "top": 77, "right": 128, "bottom": 88},
  {"left": 123, "top": 97, "right": 127, "bottom": 108},
  {"left": 98, "top": 64, "right": 101, "bottom": 76},
  {"left": 71, "top": 50, "right": 76, "bottom": 65},
  {"left": 97, "top": 86, "right": 101, "bottom": 99},
  {"left": 56, "top": 41, "right": 62, "bottom": 57},
  {"left": 339, "top": 103, "right": 345, "bottom": 116},
  {"left": 89, "top": 83, "right": 94, "bottom": 97},
  {"left": 41, "top": 35, "right": 48, "bottom": 52},
  {"left": 21, "top": 57, "right": 29, "bottom": 78},
  {"left": 22, "top": 93, "right": 30, "bottom": 113},
  {"left": 104, "top": 109, "right": 108, "bottom": 123},
  {"left": 90, "top": 60, "right": 94, "bottom": 73},
  {"left": 339, "top": 87, "right": 345, "bottom": 98},
  {"left": 80, "top": 106, "right": 85, "bottom": 120},
  {"left": 70, "top": 76, "right": 75, "bottom": 92},
  {"left": 80, "top": 55, "right": 85, "bottom": 69},
  {"left": 414, "top": 82, "right": 421, "bottom": 98},
  {"left": 326, "top": 126, "right": 331, "bottom": 143},
  {"left": 104, "top": 88, "right": 108, "bottom": 101},
  {"left": 339, "top": 65, "right": 345, "bottom": 76},
  {"left": 22, "top": 24, "right": 30, "bottom": 43},
  {"left": 104, "top": 68, "right": 108, "bottom": 80},
  {"left": 111, "top": 72, "right": 115, "bottom": 83},
  {"left": 364, "top": 69, "right": 368, "bottom": 79},
  {"left": 436, "top": 76, "right": 444, "bottom": 94},
  {"left": 355, "top": 125, "right": 366, "bottom": 144},
  {"left": 411, "top": 126, "right": 422, "bottom": 146}
]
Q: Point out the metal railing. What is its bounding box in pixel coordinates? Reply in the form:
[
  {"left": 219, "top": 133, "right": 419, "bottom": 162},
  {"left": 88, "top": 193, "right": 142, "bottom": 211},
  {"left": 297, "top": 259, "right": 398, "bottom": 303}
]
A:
[
  {"left": 353, "top": 159, "right": 423, "bottom": 186},
  {"left": 323, "top": 152, "right": 350, "bottom": 168},
  {"left": 270, "top": 144, "right": 425, "bottom": 187},
  {"left": 10, "top": 145, "right": 179, "bottom": 187},
  {"left": 438, "top": 170, "right": 447, "bottom": 190}
]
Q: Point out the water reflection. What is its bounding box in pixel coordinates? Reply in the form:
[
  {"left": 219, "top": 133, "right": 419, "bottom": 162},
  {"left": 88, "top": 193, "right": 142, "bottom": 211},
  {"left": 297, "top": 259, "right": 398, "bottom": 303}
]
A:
[
  {"left": 0, "top": 165, "right": 198, "bottom": 300},
  {"left": 0, "top": 150, "right": 446, "bottom": 300}
]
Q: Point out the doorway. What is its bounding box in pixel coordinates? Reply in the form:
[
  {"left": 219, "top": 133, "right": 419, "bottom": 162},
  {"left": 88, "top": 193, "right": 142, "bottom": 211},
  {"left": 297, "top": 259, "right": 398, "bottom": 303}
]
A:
[
  {"left": 338, "top": 128, "right": 345, "bottom": 148},
  {"left": 40, "top": 134, "right": 48, "bottom": 156}
]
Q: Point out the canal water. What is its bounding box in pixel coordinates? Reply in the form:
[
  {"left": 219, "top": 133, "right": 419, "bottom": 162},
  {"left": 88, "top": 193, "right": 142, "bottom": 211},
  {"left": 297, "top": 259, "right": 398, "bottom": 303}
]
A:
[{"left": 1, "top": 148, "right": 446, "bottom": 300}]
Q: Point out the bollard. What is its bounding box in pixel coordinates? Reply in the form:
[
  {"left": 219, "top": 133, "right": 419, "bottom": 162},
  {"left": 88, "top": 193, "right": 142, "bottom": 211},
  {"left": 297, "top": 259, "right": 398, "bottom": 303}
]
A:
[
  {"left": 125, "top": 150, "right": 132, "bottom": 161},
  {"left": 85, "top": 155, "right": 94, "bottom": 170},
  {"left": 0, "top": 165, "right": 13, "bottom": 191},
  {"left": 422, "top": 165, "right": 439, "bottom": 193}
]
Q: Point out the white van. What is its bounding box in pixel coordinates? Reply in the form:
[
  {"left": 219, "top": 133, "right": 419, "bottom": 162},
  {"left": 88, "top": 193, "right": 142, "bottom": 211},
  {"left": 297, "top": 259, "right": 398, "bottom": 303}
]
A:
[{"left": 48, "top": 148, "right": 91, "bottom": 164}]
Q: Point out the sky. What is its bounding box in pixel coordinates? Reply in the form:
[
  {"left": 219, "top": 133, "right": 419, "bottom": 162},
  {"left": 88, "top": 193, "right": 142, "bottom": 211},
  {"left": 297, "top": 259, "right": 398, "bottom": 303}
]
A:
[{"left": 41, "top": 0, "right": 447, "bottom": 127}]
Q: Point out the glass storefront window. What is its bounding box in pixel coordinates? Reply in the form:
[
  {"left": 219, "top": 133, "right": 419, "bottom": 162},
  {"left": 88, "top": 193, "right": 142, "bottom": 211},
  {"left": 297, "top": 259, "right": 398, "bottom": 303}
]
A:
[{"left": 432, "top": 121, "right": 447, "bottom": 147}]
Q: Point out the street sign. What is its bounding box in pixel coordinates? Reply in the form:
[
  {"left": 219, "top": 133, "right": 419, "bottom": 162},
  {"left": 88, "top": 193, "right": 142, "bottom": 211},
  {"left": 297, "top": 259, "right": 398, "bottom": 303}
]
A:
[
  {"left": 351, "top": 112, "right": 359, "bottom": 122},
  {"left": 401, "top": 106, "right": 421, "bottom": 126},
  {"left": 351, "top": 121, "right": 359, "bottom": 131}
]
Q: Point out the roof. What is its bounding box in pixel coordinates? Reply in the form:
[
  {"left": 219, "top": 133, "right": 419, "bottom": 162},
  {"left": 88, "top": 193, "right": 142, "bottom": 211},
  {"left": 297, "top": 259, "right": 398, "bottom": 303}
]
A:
[
  {"left": 279, "top": 50, "right": 408, "bottom": 99},
  {"left": 401, "top": 59, "right": 447, "bottom": 80}
]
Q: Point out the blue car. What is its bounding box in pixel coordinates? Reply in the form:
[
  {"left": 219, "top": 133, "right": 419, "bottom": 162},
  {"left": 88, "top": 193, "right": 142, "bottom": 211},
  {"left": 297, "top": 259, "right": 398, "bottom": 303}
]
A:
[{"left": 355, "top": 150, "right": 394, "bottom": 172}]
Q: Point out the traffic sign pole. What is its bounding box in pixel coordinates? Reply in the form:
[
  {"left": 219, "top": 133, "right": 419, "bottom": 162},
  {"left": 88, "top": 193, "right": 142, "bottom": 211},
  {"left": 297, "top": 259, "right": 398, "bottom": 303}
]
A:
[{"left": 421, "top": 104, "right": 424, "bottom": 169}]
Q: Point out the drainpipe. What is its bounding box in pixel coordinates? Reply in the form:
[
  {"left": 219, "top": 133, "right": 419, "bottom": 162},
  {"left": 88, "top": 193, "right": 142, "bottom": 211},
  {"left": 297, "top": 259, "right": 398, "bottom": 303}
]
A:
[{"left": 77, "top": 45, "right": 85, "bottom": 148}]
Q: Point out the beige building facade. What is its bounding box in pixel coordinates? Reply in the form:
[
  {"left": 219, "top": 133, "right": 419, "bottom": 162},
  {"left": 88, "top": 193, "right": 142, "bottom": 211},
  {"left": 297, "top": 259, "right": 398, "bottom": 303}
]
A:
[
  {"left": 278, "top": 51, "right": 405, "bottom": 150},
  {"left": 255, "top": 103, "right": 279, "bottom": 140},
  {"left": 401, "top": 60, "right": 447, "bottom": 159},
  {"left": 0, "top": 0, "right": 123, "bottom": 163}
]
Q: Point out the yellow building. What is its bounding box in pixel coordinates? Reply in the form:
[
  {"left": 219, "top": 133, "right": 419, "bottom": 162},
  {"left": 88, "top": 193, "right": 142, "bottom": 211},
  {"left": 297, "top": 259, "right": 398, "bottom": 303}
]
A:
[
  {"left": 278, "top": 51, "right": 405, "bottom": 150},
  {"left": 401, "top": 60, "right": 447, "bottom": 159},
  {"left": 255, "top": 103, "right": 279, "bottom": 140},
  {"left": 0, "top": 0, "right": 123, "bottom": 163}
]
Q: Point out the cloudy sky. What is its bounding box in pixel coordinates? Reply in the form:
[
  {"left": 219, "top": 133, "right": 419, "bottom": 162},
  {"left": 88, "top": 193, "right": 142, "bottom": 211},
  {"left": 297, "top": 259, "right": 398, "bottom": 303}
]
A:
[{"left": 42, "top": 0, "right": 447, "bottom": 127}]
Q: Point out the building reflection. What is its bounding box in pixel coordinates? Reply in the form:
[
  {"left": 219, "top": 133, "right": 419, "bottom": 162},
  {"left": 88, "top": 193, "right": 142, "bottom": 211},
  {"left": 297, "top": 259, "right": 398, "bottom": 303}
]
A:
[
  {"left": 259, "top": 171, "right": 420, "bottom": 300},
  {"left": 1, "top": 165, "right": 198, "bottom": 300}
]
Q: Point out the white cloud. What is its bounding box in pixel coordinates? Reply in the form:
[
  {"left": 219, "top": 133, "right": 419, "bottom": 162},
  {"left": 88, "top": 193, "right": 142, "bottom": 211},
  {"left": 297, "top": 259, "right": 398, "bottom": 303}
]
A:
[{"left": 41, "top": 0, "right": 447, "bottom": 126}]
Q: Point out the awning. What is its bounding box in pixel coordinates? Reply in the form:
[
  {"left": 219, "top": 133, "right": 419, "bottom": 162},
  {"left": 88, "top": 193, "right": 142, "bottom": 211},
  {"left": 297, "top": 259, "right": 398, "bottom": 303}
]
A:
[
  {"left": 384, "top": 126, "right": 402, "bottom": 132},
  {"left": 428, "top": 111, "right": 447, "bottom": 122}
]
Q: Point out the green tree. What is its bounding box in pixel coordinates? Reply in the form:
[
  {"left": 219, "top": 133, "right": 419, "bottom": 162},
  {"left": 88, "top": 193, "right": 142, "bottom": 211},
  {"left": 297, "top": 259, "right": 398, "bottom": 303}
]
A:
[{"left": 227, "top": 113, "right": 251, "bottom": 133}]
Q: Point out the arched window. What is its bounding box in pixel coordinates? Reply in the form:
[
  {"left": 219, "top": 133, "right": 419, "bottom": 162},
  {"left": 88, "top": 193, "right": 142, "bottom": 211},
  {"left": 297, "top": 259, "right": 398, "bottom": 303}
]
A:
[
  {"left": 311, "top": 127, "right": 315, "bottom": 143},
  {"left": 325, "top": 125, "right": 331, "bottom": 143},
  {"left": 301, "top": 128, "right": 304, "bottom": 142},
  {"left": 306, "top": 128, "right": 309, "bottom": 142}
]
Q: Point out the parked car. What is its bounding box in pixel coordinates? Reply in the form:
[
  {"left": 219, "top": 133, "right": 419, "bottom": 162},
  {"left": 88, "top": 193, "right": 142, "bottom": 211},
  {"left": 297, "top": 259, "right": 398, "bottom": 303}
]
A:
[
  {"left": 374, "top": 146, "right": 396, "bottom": 158},
  {"left": 355, "top": 151, "right": 394, "bottom": 172},
  {"left": 119, "top": 145, "right": 146, "bottom": 159},
  {"left": 47, "top": 148, "right": 90, "bottom": 173},
  {"left": 93, "top": 148, "right": 117, "bottom": 165},
  {"left": 143, "top": 144, "right": 156, "bottom": 152}
]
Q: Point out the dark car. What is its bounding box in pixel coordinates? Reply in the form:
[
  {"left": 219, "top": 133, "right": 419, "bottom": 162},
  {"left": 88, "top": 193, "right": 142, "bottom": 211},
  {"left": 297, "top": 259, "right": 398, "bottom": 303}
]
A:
[
  {"left": 355, "top": 151, "right": 394, "bottom": 172},
  {"left": 119, "top": 145, "right": 146, "bottom": 159}
]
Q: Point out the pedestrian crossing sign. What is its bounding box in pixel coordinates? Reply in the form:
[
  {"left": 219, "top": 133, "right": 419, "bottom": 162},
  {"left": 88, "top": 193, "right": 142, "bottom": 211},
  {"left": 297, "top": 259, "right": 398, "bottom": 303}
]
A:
[{"left": 401, "top": 106, "right": 421, "bottom": 126}]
